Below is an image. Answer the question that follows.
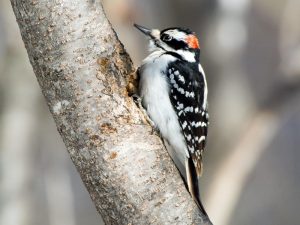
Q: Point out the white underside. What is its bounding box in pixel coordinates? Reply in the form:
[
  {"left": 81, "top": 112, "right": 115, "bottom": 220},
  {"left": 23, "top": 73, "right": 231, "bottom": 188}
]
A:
[
  {"left": 139, "top": 50, "right": 188, "bottom": 169},
  {"left": 198, "top": 64, "right": 208, "bottom": 109}
]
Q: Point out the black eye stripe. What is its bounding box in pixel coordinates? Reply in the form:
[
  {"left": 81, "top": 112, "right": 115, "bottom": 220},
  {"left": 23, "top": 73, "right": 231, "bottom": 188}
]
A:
[
  {"left": 166, "top": 39, "right": 187, "bottom": 50},
  {"left": 160, "top": 32, "right": 189, "bottom": 50},
  {"left": 161, "top": 34, "right": 172, "bottom": 42}
]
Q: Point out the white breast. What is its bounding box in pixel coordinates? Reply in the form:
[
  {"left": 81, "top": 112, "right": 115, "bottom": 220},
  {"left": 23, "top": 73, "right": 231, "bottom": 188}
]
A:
[{"left": 139, "top": 50, "right": 188, "bottom": 169}]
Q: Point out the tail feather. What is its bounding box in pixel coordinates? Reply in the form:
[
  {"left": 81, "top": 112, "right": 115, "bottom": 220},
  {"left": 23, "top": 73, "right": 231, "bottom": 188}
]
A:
[{"left": 185, "top": 157, "right": 208, "bottom": 217}]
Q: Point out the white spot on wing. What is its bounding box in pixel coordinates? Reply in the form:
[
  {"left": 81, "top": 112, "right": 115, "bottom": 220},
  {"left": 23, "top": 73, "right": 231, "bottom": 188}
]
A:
[
  {"left": 170, "top": 73, "right": 175, "bottom": 82},
  {"left": 198, "top": 136, "right": 206, "bottom": 143},
  {"left": 178, "top": 75, "right": 185, "bottom": 83},
  {"left": 188, "top": 145, "right": 195, "bottom": 153},
  {"left": 186, "top": 134, "right": 192, "bottom": 141}
]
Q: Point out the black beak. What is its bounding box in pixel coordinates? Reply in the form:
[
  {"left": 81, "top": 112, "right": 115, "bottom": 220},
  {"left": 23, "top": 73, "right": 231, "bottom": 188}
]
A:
[{"left": 134, "top": 24, "right": 152, "bottom": 36}]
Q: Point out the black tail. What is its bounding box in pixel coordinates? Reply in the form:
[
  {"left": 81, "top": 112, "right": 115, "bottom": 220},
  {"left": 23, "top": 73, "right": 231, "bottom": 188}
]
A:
[{"left": 186, "top": 157, "right": 208, "bottom": 217}]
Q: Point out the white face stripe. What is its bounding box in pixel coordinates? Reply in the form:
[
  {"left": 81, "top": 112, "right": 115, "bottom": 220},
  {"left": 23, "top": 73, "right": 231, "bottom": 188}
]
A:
[
  {"left": 164, "top": 30, "right": 187, "bottom": 41},
  {"left": 177, "top": 50, "right": 196, "bottom": 62},
  {"left": 150, "top": 29, "right": 160, "bottom": 39},
  {"left": 198, "top": 64, "right": 208, "bottom": 109}
]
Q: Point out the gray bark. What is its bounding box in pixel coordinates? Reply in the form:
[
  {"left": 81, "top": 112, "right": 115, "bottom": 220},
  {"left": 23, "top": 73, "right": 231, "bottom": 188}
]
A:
[{"left": 10, "top": 0, "right": 212, "bottom": 224}]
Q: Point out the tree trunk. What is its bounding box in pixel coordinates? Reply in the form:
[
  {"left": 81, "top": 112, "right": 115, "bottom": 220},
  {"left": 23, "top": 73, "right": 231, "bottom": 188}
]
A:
[{"left": 10, "top": 0, "right": 212, "bottom": 224}]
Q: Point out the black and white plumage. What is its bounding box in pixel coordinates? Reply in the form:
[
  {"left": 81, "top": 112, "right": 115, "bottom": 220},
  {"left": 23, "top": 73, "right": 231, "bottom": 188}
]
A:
[{"left": 134, "top": 24, "right": 209, "bottom": 215}]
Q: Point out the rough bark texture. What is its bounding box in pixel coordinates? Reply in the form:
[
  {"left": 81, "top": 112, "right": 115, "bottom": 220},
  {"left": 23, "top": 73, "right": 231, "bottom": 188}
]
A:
[{"left": 10, "top": 0, "right": 212, "bottom": 224}]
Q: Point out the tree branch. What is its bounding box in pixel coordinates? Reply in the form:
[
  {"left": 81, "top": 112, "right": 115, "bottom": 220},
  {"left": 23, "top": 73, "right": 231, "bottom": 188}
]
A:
[{"left": 10, "top": 0, "right": 212, "bottom": 224}]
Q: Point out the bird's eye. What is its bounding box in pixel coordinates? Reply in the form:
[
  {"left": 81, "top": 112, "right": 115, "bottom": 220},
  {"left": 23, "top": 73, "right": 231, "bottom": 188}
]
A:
[{"left": 162, "top": 34, "right": 172, "bottom": 42}]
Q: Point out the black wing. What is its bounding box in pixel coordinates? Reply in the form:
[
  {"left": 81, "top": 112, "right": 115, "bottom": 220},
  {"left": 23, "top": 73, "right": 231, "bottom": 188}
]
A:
[
  {"left": 166, "top": 59, "right": 209, "bottom": 216},
  {"left": 166, "top": 60, "right": 209, "bottom": 177}
]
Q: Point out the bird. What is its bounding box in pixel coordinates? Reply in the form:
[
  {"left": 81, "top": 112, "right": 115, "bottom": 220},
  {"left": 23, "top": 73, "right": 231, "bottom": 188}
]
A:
[{"left": 133, "top": 24, "right": 209, "bottom": 216}]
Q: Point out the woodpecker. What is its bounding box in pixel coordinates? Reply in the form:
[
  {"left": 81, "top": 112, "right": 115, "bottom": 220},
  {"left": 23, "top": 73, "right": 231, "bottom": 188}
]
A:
[{"left": 134, "top": 24, "right": 209, "bottom": 215}]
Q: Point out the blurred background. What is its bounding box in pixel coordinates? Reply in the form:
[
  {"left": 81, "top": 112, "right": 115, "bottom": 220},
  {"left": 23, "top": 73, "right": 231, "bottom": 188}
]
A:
[{"left": 0, "top": 0, "right": 299, "bottom": 224}]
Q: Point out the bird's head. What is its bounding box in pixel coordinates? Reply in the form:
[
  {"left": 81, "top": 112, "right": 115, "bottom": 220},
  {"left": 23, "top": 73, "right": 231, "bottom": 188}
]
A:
[{"left": 134, "top": 24, "right": 200, "bottom": 62}]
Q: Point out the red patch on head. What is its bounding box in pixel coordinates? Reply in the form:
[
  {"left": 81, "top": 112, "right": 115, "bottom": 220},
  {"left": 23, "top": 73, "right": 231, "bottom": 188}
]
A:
[{"left": 186, "top": 35, "right": 200, "bottom": 49}]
